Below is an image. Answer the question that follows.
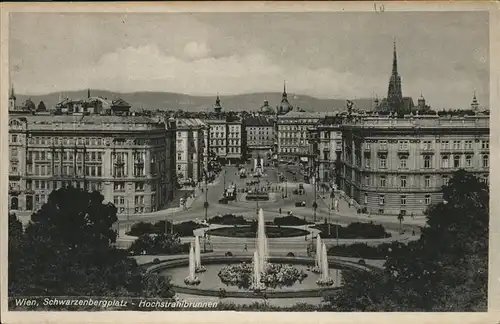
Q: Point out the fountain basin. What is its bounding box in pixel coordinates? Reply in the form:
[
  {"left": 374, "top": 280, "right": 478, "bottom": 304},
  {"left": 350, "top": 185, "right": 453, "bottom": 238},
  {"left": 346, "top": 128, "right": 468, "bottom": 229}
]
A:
[{"left": 147, "top": 256, "right": 371, "bottom": 299}]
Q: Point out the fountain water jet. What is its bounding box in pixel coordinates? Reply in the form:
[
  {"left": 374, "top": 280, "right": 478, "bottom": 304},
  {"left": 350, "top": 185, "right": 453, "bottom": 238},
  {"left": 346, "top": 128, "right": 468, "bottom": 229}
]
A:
[
  {"left": 194, "top": 236, "right": 206, "bottom": 273},
  {"left": 184, "top": 242, "right": 200, "bottom": 285},
  {"left": 312, "top": 235, "right": 322, "bottom": 273},
  {"left": 256, "top": 208, "right": 269, "bottom": 274},
  {"left": 316, "top": 242, "right": 334, "bottom": 286}
]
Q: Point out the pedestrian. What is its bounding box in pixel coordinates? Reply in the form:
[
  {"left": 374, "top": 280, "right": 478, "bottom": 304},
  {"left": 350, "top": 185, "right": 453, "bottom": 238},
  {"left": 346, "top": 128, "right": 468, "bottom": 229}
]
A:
[
  {"left": 279, "top": 207, "right": 282, "bottom": 214},
  {"left": 244, "top": 243, "right": 248, "bottom": 251}
]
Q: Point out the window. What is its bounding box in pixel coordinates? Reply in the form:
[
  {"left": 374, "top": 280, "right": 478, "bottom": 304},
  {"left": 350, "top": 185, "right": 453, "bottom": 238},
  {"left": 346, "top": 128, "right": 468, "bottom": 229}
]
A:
[
  {"left": 453, "top": 141, "right": 461, "bottom": 150},
  {"left": 482, "top": 155, "right": 489, "bottom": 168},
  {"left": 379, "top": 156, "right": 387, "bottom": 168},
  {"left": 399, "top": 140, "right": 409, "bottom": 150},
  {"left": 453, "top": 155, "right": 460, "bottom": 168},
  {"left": 400, "top": 195, "right": 407, "bottom": 206},
  {"left": 425, "top": 195, "right": 431, "bottom": 205},
  {"left": 465, "top": 155, "right": 472, "bottom": 167},
  {"left": 442, "top": 175, "right": 449, "bottom": 186},
  {"left": 465, "top": 140, "right": 473, "bottom": 149},
  {"left": 400, "top": 156, "right": 407, "bottom": 169},
  {"left": 424, "top": 155, "right": 432, "bottom": 169},
  {"left": 365, "top": 176, "right": 370, "bottom": 186},
  {"left": 378, "top": 195, "right": 385, "bottom": 206},
  {"left": 441, "top": 155, "right": 449, "bottom": 168},
  {"left": 423, "top": 140, "right": 432, "bottom": 150},
  {"left": 425, "top": 176, "right": 431, "bottom": 188},
  {"left": 114, "top": 182, "right": 125, "bottom": 192},
  {"left": 481, "top": 140, "right": 489, "bottom": 149},
  {"left": 364, "top": 193, "right": 368, "bottom": 204},
  {"left": 135, "top": 182, "right": 145, "bottom": 191},
  {"left": 400, "top": 176, "right": 407, "bottom": 188},
  {"left": 380, "top": 176, "right": 386, "bottom": 187},
  {"left": 441, "top": 141, "right": 449, "bottom": 150},
  {"left": 380, "top": 140, "right": 388, "bottom": 150},
  {"left": 177, "top": 153, "right": 182, "bottom": 161}
]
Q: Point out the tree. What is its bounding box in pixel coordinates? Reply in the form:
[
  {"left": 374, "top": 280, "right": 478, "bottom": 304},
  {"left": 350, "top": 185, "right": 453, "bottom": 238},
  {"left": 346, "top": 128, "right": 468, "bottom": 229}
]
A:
[
  {"left": 9, "top": 187, "right": 175, "bottom": 300},
  {"left": 328, "top": 170, "right": 489, "bottom": 311},
  {"left": 37, "top": 100, "right": 47, "bottom": 112},
  {"left": 397, "top": 212, "right": 404, "bottom": 233}
]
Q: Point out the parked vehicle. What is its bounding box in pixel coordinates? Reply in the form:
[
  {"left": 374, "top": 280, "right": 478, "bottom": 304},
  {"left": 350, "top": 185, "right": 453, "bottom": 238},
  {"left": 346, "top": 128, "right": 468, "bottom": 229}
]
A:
[{"left": 295, "top": 201, "right": 306, "bottom": 207}]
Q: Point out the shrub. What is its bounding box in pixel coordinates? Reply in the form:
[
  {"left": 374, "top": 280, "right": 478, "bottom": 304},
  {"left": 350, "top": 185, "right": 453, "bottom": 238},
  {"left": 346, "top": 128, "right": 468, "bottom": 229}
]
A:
[
  {"left": 153, "top": 258, "right": 161, "bottom": 264},
  {"left": 209, "top": 214, "right": 247, "bottom": 225},
  {"left": 287, "top": 252, "right": 295, "bottom": 257},
  {"left": 274, "top": 216, "right": 309, "bottom": 226},
  {"left": 327, "top": 242, "right": 399, "bottom": 259},
  {"left": 313, "top": 222, "right": 390, "bottom": 239},
  {"left": 225, "top": 251, "right": 233, "bottom": 257},
  {"left": 128, "top": 233, "right": 190, "bottom": 255},
  {"left": 358, "top": 259, "right": 366, "bottom": 265}
]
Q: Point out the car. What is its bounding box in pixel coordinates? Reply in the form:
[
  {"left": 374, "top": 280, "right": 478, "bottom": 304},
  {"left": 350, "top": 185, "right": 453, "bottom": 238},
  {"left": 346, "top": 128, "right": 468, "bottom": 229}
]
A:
[
  {"left": 218, "top": 198, "right": 229, "bottom": 204},
  {"left": 295, "top": 201, "right": 306, "bottom": 207}
]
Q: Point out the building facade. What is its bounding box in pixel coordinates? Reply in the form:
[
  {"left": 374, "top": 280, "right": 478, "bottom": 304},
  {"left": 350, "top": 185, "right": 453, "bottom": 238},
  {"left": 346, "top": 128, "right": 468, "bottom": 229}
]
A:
[
  {"left": 8, "top": 109, "right": 176, "bottom": 215},
  {"left": 339, "top": 115, "right": 490, "bottom": 216},
  {"left": 206, "top": 117, "right": 244, "bottom": 163},
  {"left": 277, "top": 112, "right": 328, "bottom": 162},
  {"left": 244, "top": 116, "right": 275, "bottom": 164},
  {"left": 308, "top": 115, "right": 344, "bottom": 183},
  {"left": 175, "top": 118, "right": 208, "bottom": 184}
]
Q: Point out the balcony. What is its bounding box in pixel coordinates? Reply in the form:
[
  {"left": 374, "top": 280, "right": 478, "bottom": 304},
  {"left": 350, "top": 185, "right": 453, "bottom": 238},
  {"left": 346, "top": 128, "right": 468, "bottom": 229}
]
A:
[
  {"left": 9, "top": 185, "right": 21, "bottom": 194},
  {"left": 9, "top": 171, "right": 21, "bottom": 179},
  {"left": 377, "top": 147, "right": 388, "bottom": 153}
]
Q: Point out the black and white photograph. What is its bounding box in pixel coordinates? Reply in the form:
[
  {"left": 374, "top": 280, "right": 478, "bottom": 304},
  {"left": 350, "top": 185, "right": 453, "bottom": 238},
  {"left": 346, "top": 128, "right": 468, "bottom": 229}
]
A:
[{"left": 1, "top": 2, "right": 498, "bottom": 322}]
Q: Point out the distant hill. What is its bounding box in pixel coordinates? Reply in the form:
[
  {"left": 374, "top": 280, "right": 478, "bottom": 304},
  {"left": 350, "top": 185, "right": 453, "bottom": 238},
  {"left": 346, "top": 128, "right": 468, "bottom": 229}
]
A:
[{"left": 15, "top": 90, "right": 376, "bottom": 113}]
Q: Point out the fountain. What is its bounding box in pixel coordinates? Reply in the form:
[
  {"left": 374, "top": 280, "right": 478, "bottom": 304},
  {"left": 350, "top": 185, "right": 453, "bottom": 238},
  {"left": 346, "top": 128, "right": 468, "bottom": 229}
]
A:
[
  {"left": 251, "top": 251, "right": 265, "bottom": 291},
  {"left": 194, "top": 235, "right": 206, "bottom": 273},
  {"left": 184, "top": 242, "right": 200, "bottom": 285},
  {"left": 256, "top": 208, "right": 269, "bottom": 274},
  {"left": 312, "top": 235, "right": 322, "bottom": 273},
  {"left": 316, "top": 243, "right": 334, "bottom": 286}
]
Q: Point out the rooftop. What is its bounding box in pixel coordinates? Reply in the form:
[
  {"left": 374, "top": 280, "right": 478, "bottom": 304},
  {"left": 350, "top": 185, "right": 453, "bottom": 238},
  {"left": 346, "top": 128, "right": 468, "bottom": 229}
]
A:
[
  {"left": 176, "top": 118, "right": 207, "bottom": 129},
  {"left": 244, "top": 116, "right": 274, "bottom": 127}
]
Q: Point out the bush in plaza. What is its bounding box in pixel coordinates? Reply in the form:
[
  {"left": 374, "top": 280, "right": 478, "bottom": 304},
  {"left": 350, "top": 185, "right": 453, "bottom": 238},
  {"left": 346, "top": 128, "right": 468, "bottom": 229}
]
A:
[
  {"left": 127, "top": 221, "right": 155, "bottom": 236},
  {"left": 327, "top": 242, "right": 396, "bottom": 259},
  {"left": 127, "top": 220, "right": 207, "bottom": 237},
  {"left": 128, "top": 233, "right": 190, "bottom": 255},
  {"left": 208, "top": 214, "right": 248, "bottom": 225},
  {"left": 273, "top": 215, "right": 310, "bottom": 226},
  {"left": 314, "top": 221, "right": 391, "bottom": 239}
]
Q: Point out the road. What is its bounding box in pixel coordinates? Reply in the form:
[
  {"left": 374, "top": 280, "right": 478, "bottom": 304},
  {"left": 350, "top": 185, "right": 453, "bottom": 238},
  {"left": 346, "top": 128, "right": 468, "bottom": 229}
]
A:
[{"left": 113, "top": 164, "right": 424, "bottom": 235}]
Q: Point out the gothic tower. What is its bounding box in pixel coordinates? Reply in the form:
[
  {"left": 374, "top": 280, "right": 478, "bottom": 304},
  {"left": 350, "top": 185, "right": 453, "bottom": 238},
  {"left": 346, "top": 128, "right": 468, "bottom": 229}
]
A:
[
  {"left": 9, "top": 85, "right": 16, "bottom": 111},
  {"left": 387, "top": 40, "right": 403, "bottom": 112}
]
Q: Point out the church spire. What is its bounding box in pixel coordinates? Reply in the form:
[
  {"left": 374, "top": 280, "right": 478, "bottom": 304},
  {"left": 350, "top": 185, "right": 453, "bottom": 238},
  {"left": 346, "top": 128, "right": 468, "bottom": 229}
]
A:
[
  {"left": 392, "top": 39, "right": 398, "bottom": 75},
  {"left": 87, "top": 88, "right": 91, "bottom": 98},
  {"left": 282, "top": 80, "right": 287, "bottom": 99},
  {"left": 9, "top": 85, "right": 16, "bottom": 100},
  {"left": 387, "top": 38, "right": 403, "bottom": 113}
]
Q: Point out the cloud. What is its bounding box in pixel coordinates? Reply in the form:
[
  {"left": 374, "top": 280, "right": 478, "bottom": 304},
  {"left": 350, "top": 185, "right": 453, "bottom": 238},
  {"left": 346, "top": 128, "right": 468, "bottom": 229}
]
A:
[{"left": 183, "top": 41, "right": 211, "bottom": 60}]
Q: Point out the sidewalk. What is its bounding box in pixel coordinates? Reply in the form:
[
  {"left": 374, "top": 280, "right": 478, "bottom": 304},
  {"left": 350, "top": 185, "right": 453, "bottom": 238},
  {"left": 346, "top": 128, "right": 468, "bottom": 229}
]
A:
[{"left": 318, "top": 190, "right": 427, "bottom": 227}]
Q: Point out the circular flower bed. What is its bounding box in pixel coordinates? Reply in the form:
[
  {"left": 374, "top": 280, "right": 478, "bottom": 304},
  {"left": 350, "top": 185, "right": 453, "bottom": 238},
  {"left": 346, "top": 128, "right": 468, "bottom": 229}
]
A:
[
  {"left": 184, "top": 276, "right": 201, "bottom": 286},
  {"left": 218, "top": 262, "right": 307, "bottom": 290},
  {"left": 316, "top": 277, "right": 335, "bottom": 286}
]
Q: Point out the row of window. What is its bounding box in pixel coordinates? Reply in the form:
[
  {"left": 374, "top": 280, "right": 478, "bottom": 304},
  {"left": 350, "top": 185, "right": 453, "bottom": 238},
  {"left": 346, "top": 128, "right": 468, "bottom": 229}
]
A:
[
  {"left": 113, "top": 195, "right": 146, "bottom": 206},
  {"left": 359, "top": 139, "right": 489, "bottom": 151},
  {"left": 355, "top": 154, "right": 489, "bottom": 169},
  {"left": 373, "top": 194, "right": 432, "bottom": 206},
  {"left": 279, "top": 132, "right": 307, "bottom": 138},
  {"left": 24, "top": 180, "right": 103, "bottom": 191},
  {"left": 25, "top": 136, "right": 160, "bottom": 147}
]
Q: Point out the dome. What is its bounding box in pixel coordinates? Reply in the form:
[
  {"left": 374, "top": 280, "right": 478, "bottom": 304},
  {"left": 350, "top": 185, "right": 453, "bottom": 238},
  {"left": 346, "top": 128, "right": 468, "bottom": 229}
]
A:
[
  {"left": 23, "top": 99, "right": 36, "bottom": 111},
  {"left": 278, "top": 98, "right": 293, "bottom": 114},
  {"left": 260, "top": 100, "right": 274, "bottom": 114},
  {"left": 277, "top": 81, "right": 293, "bottom": 115}
]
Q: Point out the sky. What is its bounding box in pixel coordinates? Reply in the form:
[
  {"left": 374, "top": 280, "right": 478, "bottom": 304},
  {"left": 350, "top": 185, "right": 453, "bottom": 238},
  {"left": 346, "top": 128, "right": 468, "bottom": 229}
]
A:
[{"left": 9, "top": 11, "right": 489, "bottom": 109}]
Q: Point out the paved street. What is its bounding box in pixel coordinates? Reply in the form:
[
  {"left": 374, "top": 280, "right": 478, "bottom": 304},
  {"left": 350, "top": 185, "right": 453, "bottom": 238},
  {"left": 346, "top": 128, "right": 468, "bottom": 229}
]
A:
[{"left": 113, "top": 165, "right": 424, "bottom": 235}]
